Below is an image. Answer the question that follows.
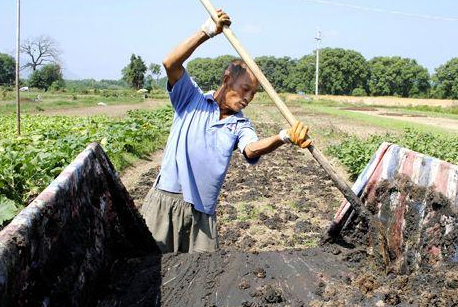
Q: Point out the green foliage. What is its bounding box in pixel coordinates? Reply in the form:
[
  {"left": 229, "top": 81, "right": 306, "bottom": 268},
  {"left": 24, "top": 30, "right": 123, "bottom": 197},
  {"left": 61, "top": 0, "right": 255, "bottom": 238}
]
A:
[
  {"left": 122, "top": 54, "right": 147, "bottom": 89},
  {"left": 368, "top": 57, "right": 430, "bottom": 97},
  {"left": 255, "top": 56, "right": 296, "bottom": 92},
  {"left": 287, "top": 55, "right": 315, "bottom": 94},
  {"left": 0, "top": 53, "right": 15, "bottom": 86},
  {"left": 187, "top": 55, "right": 237, "bottom": 91},
  {"left": 0, "top": 106, "right": 173, "bottom": 226},
  {"left": 319, "top": 48, "right": 369, "bottom": 95},
  {"left": 328, "top": 129, "right": 458, "bottom": 180},
  {"left": 28, "top": 64, "right": 64, "bottom": 91},
  {"left": 431, "top": 57, "right": 458, "bottom": 99},
  {"left": 351, "top": 87, "right": 367, "bottom": 97}
]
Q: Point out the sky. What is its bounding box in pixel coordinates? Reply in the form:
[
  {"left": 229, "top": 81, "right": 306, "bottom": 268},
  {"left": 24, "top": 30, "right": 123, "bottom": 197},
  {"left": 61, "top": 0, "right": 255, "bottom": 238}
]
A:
[{"left": 1, "top": 0, "right": 457, "bottom": 80}]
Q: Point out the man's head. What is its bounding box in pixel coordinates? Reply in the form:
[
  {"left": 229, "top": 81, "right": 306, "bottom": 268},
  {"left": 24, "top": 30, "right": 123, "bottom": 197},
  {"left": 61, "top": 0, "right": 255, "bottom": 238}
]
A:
[{"left": 218, "top": 60, "right": 259, "bottom": 113}]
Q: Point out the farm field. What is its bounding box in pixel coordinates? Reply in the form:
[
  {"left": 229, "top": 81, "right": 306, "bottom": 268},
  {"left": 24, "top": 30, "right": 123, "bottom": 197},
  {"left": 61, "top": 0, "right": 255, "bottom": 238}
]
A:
[
  {"left": 104, "top": 98, "right": 458, "bottom": 306},
  {"left": 2, "top": 94, "right": 458, "bottom": 305}
]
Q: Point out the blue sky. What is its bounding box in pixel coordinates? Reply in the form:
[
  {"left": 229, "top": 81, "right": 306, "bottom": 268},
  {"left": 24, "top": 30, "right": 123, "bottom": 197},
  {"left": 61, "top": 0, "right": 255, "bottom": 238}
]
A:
[{"left": 1, "top": 0, "right": 457, "bottom": 80}]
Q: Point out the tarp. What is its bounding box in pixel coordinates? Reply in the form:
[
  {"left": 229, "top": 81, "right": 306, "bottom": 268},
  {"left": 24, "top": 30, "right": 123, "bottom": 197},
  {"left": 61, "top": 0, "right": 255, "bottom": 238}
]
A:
[
  {"left": 0, "top": 143, "right": 156, "bottom": 307},
  {"left": 332, "top": 142, "right": 458, "bottom": 271}
]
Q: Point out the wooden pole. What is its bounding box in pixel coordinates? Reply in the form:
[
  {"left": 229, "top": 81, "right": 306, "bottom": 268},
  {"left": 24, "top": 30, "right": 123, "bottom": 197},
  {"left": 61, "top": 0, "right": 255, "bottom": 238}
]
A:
[
  {"left": 16, "top": 0, "right": 21, "bottom": 135},
  {"left": 198, "top": 0, "right": 369, "bottom": 233}
]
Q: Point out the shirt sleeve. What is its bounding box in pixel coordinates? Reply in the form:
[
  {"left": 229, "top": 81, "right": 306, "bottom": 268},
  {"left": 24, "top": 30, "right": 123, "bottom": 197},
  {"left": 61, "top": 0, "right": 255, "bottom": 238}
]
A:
[
  {"left": 167, "top": 69, "right": 201, "bottom": 115},
  {"left": 237, "top": 121, "right": 260, "bottom": 165}
]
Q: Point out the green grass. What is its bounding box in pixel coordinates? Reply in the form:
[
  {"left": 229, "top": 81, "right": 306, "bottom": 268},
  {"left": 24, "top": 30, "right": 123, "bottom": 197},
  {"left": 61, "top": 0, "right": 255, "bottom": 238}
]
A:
[
  {"left": 0, "top": 90, "right": 169, "bottom": 115},
  {"left": 296, "top": 99, "right": 457, "bottom": 137}
]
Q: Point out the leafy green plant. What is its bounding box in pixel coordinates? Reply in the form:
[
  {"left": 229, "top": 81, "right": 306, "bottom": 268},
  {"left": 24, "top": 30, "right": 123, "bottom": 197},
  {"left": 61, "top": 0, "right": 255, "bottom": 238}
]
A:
[
  {"left": 0, "top": 106, "right": 173, "bottom": 227},
  {"left": 327, "top": 129, "right": 458, "bottom": 180}
]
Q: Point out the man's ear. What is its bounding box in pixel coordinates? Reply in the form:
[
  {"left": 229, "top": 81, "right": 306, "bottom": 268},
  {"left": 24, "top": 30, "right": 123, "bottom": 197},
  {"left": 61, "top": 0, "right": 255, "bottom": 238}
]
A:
[{"left": 222, "top": 74, "right": 232, "bottom": 88}]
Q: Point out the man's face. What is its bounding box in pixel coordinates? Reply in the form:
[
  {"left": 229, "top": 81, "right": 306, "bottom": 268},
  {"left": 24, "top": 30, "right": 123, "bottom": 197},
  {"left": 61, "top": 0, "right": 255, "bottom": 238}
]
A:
[{"left": 224, "top": 71, "right": 259, "bottom": 112}]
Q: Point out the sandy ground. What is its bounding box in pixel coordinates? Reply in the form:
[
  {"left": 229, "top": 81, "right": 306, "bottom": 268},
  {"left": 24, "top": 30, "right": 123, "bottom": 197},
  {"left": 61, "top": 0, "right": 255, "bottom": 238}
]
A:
[
  {"left": 343, "top": 108, "right": 458, "bottom": 133},
  {"left": 289, "top": 94, "right": 458, "bottom": 108}
]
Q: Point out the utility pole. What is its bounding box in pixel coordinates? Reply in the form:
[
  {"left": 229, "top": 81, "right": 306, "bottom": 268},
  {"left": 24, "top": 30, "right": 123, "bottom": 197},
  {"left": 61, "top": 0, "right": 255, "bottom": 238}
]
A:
[
  {"left": 315, "top": 28, "right": 321, "bottom": 96},
  {"left": 16, "top": 0, "right": 21, "bottom": 135}
]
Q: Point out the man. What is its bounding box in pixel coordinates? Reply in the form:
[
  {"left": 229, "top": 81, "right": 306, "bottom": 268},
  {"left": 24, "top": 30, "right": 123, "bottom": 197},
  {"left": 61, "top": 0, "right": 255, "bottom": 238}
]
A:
[{"left": 141, "top": 9, "right": 311, "bottom": 253}]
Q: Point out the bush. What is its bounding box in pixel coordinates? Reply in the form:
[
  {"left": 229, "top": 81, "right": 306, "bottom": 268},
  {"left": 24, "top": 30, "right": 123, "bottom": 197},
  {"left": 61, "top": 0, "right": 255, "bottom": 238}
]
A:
[{"left": 352, "top": 88, "right": 367, "bottom": 97}]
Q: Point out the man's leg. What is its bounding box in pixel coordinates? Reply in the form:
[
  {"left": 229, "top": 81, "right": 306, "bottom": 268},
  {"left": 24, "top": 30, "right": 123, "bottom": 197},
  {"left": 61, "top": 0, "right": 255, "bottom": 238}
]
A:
[{"left": 189, "top": 209, "right": 219, "bottom": 253}]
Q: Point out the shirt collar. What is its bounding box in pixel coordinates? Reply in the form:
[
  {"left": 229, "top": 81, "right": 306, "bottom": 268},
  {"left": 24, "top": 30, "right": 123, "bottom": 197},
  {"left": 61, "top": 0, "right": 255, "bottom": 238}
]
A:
[{"left": 205, "top": 91, "right": 247, "bottom": 126}]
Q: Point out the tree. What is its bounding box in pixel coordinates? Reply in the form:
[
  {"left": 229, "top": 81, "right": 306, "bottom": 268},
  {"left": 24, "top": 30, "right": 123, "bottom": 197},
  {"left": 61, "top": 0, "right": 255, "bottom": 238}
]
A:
[
  {"left": 20, "top": 35, "right": 61, "bottom": 71},
  {"left": 255, "top": 56, "right": 296, "bottom": 92},
  {"left": 318, "top": 48, "right": 369, "bottom": 95},
  {"left": 286, "top": 55, "right": 315, "bottom": 94},
  {"left": 28, "top": 64, "right": 64, "bottom": 91},
  {"left": 187, "top": 55, "right": 237, "bottom": 91},
  {"left": 368, "top": 57, "right": 430, "bottom": 97},
  {"left": 0, "top": 53, "right": 15, "bottom": 86},
  {"left": 431, "top": 57, "right": 458, "bottom": 99},
  {"left": 122, "top": 54, "right": 147, "bottom": 89},
  {"left": 149, "top": 63, "right": 162, "bottom": 84}
]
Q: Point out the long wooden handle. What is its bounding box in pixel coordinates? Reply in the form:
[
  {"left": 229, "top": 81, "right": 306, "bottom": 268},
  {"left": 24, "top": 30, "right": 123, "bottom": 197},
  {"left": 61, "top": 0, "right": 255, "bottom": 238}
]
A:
[{"left": 198, "top": 0, "right": 368, "bottom": 233}]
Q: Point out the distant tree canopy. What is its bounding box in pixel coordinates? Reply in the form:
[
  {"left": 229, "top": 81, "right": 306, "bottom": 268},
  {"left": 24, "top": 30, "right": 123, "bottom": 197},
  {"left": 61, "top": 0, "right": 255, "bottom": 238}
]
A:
[
  {"left": 368, "top": 57, "right": 430, "bottom": 97},
  {"left": 0, "top": 53, "right": 15, "bottom": 86},
  {"left": 122, "top": 54, "right": 147, "bottom": 89},
  {"left": 431, "top": 57, "right": 458, "bottom": 99},
  {"left": 20, "top": 35, "right": 61, "bottom": 71},
  {"left": 187, "top": 55, "right": 237, "bottom": 91},
  {"left": 28, "top": 64, "right": 64, "bottom": 91},
  {"left": 184, "top": 49, "right": 449, "bottom": 98}
]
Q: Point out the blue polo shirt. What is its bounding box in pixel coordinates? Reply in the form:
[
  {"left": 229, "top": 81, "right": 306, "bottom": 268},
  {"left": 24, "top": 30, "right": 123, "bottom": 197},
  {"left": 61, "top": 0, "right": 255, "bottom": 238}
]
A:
[{"left": 156, "top": 70, "right": 259, "bottom": 215}]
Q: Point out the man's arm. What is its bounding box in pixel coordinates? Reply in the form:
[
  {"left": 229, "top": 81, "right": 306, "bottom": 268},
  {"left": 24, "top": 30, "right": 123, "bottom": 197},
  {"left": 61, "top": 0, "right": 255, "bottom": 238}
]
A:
[
  {"left": 244, "top": 135, "right": 285, "bottom": 159},
  {"left": 162, "top": 32, "right": 209, "bottom": 86},
  {"left": 163, "top": 9, "right": 231, "bottom": 87},
  {"left": 244, "top": 122, "right": 312, "bottom": 159}
]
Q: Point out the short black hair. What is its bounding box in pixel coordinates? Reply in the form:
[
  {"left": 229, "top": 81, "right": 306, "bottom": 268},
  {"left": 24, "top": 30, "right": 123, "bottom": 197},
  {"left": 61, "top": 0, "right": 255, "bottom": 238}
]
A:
[{"left": 221, "top": 59, "right": 249, "bottom": 83}]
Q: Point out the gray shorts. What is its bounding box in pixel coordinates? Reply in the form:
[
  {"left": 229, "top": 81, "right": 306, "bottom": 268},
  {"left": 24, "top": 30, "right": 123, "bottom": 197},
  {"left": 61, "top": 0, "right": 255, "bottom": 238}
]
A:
[{"left": 140, "top": 188, "right": 218, "bottom": 254}]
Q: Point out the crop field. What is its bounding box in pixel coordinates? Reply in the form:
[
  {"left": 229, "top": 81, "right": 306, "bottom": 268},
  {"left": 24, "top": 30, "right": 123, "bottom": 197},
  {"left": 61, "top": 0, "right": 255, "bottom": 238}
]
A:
[{"left": 2, "top": 93, "right": 458, "bottom": 305}]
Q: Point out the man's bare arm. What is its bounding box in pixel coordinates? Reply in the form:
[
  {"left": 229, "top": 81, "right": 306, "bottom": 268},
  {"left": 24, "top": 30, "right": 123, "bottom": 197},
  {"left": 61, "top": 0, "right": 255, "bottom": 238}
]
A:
[
  {"left": 244, "top": 122, "right": 312, "bottom": 159},
  {"left": 244, "top": 135, "right": 285, "bottom": 159},
  {"left": 162, "top": 32, "right": 210, "bottom": 86},
  {"left": 162, "top": 9, "right": 231, "bottom": 87}
]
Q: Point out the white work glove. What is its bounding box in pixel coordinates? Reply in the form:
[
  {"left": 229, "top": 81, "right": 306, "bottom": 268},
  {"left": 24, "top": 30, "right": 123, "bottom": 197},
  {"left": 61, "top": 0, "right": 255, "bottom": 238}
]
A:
[
  {"left": 279, "top": 129, "right": 293, "bottom": 144},
  {"left": 201, "top": 18, "right": 217, "bottom": 38}
]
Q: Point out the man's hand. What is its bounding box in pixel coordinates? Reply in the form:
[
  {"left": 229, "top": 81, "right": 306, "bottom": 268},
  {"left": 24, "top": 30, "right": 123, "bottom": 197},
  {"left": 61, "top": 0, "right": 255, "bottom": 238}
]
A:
[
  {"left": 201, "top": 9, "right": 231, "bottom": 38},
  {"left": 279, "top": 121, "right": 312, "bottom": 148}
]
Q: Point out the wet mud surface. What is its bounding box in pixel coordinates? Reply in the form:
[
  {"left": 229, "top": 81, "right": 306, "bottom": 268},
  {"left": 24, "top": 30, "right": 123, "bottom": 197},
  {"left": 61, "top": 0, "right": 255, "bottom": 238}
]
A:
[{"left": 95, "top": 124, "right": 458, "bottom": 306}]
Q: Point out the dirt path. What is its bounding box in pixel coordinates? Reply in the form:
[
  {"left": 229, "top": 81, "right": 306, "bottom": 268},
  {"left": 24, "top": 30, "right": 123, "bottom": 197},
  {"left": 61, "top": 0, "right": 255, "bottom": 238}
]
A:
[
  {"left": 344, "top": 108, "right": 458, "bottom": 133},
  {"left": 39, "top": 99, "right": 167, "bottom": 117}
]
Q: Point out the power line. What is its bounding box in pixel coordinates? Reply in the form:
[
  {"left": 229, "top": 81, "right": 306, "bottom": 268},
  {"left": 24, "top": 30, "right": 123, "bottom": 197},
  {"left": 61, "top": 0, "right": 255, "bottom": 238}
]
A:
[{"left": 301, "top": 0, "right": 458, "bottom": 22}]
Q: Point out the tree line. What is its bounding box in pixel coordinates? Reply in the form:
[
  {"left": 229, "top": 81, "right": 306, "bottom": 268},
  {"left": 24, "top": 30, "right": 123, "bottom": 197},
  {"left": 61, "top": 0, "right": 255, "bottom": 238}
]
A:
[
  {"left": 1, "top": 38, "right": 457, "bottom": 99},
  {"left": 186, "top": 50, "right": 458, "bottom": 99}
]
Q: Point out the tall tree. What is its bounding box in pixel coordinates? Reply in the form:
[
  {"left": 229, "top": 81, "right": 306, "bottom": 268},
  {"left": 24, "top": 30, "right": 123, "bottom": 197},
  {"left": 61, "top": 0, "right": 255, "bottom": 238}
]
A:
[
  {"left": 318, "top": 48, "right": 369, "bottom": 95},
  {"left": 431, "top": 57, "right": 458, "bottom": 99},
  {"left": 122, "top": 54, "right": 147, "bottom": 89},
  {"left": 368, "top": 57, "right": 430, "bottom": 97},
  {"left": 187, "top": 55, "right": 237, "bottom": 91},
  {"left": 20, "top": 35, "right": 61, "bottom": 71},
  {"left": 149, "top": 63, "right": 162, "bottom": 84},
  {"left": 28, "top": 64, "right": 64, "bottom": 91},
  {"left": 0, "top": 53, "right": 16, "bottom": 86}
]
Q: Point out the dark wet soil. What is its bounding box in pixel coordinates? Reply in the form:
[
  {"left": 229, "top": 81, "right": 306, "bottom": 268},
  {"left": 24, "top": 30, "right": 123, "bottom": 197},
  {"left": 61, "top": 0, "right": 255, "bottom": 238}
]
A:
[{"left": 98, "top": 124, "right": 458, "bottom": 307}]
